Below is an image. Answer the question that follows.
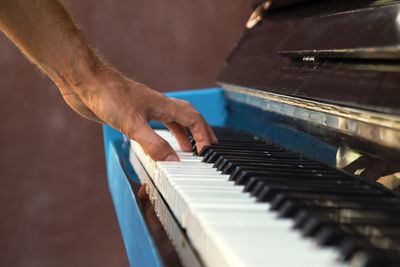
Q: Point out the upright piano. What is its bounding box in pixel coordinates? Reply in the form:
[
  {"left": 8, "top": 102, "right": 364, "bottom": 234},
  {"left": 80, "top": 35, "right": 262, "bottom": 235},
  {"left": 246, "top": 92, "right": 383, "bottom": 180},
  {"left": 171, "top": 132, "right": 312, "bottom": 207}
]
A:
[{"left": 103, "top": 1, "right": 400, "bottom": 266}]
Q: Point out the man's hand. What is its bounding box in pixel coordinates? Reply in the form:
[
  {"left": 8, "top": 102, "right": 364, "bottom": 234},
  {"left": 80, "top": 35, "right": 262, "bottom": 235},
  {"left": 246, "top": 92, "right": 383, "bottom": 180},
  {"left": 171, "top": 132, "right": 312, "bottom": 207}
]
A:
[
  {"left": 0, "top": 0, "right": 217, "bottom": 161},
  {"left": 62, "top": 66, "right": 217, "bottom": 161}
]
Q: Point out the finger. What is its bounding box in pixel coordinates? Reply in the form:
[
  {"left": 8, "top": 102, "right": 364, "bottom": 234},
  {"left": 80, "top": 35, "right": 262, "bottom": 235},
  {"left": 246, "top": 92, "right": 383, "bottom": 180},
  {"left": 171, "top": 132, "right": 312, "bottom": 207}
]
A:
[
  {"left": 188, "top": 115, "right": 212, "bottom": 153},
  {"left": 170, "top": 103, "right": 213, "bottom": 153},
  {"left": 206, "top": 123, "right": 218, "bottom": 144},
  {"left": 133, "top": 122, "right": 179, "bottom": 162},
  {"left": 165, "top": 122, "right": 192, "bottom": 152}
]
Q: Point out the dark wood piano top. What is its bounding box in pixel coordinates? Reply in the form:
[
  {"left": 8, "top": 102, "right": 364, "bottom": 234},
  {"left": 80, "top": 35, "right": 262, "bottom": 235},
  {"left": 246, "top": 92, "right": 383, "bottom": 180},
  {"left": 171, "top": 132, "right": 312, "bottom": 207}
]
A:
[{"left": 219, "top": 0, "right": 400, "bottom": 115}]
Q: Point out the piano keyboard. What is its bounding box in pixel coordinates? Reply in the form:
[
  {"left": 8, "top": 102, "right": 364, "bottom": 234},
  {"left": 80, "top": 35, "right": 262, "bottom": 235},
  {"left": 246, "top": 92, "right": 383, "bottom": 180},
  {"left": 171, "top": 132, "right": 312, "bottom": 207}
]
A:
[{"left": 129, "top": 128, "right": 400, "bottom": 267}]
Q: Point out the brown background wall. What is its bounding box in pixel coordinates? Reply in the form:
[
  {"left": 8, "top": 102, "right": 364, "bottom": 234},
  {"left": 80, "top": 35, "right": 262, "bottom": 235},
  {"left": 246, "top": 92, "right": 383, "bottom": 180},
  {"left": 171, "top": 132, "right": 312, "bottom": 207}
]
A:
[{"left": 0, "top": 1, "right": 250, "bottom": 266}]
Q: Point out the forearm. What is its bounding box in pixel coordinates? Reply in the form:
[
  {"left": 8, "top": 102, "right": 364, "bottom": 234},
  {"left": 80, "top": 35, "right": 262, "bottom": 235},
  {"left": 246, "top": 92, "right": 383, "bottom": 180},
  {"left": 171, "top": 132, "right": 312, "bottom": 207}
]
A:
[
  {"left": 0, "top": 0, "right": 217, "bottom": 161},
  {"left": 0, "top": 0, "right": 101, "bottom": 91}
]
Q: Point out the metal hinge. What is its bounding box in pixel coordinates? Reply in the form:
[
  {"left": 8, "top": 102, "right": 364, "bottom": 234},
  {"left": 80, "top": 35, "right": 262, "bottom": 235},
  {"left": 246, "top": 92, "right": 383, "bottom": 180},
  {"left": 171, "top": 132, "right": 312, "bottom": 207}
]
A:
[{"left": 246, "top": 1, "right": 271, "bottom": 29}]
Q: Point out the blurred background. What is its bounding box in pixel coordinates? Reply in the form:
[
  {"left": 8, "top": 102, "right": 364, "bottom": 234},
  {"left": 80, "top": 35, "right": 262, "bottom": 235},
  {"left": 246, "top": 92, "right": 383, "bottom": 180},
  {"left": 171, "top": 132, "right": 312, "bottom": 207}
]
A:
[{"left": 0, "top": 0, "right": 250, "bottom": 266}]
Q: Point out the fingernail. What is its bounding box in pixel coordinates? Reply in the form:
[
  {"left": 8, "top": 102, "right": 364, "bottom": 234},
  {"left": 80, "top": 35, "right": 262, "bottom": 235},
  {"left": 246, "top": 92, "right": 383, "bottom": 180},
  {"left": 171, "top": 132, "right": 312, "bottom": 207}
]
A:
[{"left": 165, "top": 154, "right": 179, "bottom": 161}]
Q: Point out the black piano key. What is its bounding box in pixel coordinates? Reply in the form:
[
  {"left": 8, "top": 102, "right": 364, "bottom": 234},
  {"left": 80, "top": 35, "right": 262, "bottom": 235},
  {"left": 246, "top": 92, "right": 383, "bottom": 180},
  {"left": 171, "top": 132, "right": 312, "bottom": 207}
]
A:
[
  {"left": 201, "top": 149, "right": 215, "bottom": 161},
  {"left": 256, "top": 184, "right": 384, "bottom": 202},
  {"left": 270, "top": 193, "right": 400, "bottom": 211},
  {"left": 207, "top": 149, "right": 300, "bottom": 157},
  {"left": 199, "top": 141, "right": 278, "bottom": 159},
  {"left": 244, "top": 176, "right": 361, "bottom": 194},
  {"left": 278, "top": 200, "right": 301, "bottom": 218},
  {"left": 204, "top": 151, "right": 220, "bottom": 163},
  {"left": 215, "top": 154, "right": 313, "bottom": 163},
  {"left": 220, "top": 160, "right": 326, "bottom": 172},
  {"left": 251, "top": 180, "right": 268, "bottom": 197},
  {"left": 202, "top": 140, "right": 276, "bottom": 147},
  {"left": 278, "top": 202, "right": 400, "bottom": 230},
  {"left": 277, "top": 197, "right": 400, "bottom": 215},
  {"left": 270, "top": 193, "right": 295, "bottom": 211},
  {"left": 213, "top": 156, "right": 226, "bottom": 169},
  {"left": 293, "top": 207, "right": 400, "bottom": 232},
  {"left": 339, "top": 239, "right": 364, "bottom": 261},
  {"left": 195, "top": 130, "right": 259, "bottom": 150},
  {"left": 192, "top": 144, "right": 198, "bottom": 154},
  {"left": 204, "top": 151, "right": 304, "bottom": 163},
  {"left": 350, "top": 250, "right": 400, "bottom": 267},
  {"left": 302, "top": 217, "right": 400, "bottom": 240},
  {"left": 293, "top": 210, "right": 312, "bottom": 229},
  {"left": 338, "top": 236, "right": 400, "bottom": 262},
  {"left": 222, "top": 158, "right": 319, "bottom": 174},
  {"left": 209, "top": 127, "right": 255, "bottom": 139},
  {"left": 318, "top": 226, "right": 349, "bottom": 247},
  {"left": 208, "top": 141, "right": 281, "bottom": 148},
  {"left": 320, "top": 227, "right": 400, "bottom": 249},
  {"left": 220, "top": 161, "right": 329, "bottom": 175},
  {"left": 339, "top": 238, "right": 376, "bottom": 261},
  {"left": 234, "top": 165, "right": 340, "bottom": 179},
  {"left": 234, "top": 169, "right": 348, "bottom": 185},
  {"left": 199, "top": 145, "right": 211, "bottom": 156},
  {"left": 301, "top": 216, "right": 326, "bottom": 237},
  {"left": 271, "top": 194, "right": 400, "bottom": 211},
  {"left": 294, "top": 208, "right": 400, "bottom": 235},
  {"left": 212, "top": 140, "right": 266, "bottom": 145},
  {"left": 205, "top": 151, "right": 303, "bottom": 163},
  {"left": 350, "top": 224, "right": 400, "bottom": 238},
  {"left": 277, "top": 199, "right": 400, "bottom": 220}
]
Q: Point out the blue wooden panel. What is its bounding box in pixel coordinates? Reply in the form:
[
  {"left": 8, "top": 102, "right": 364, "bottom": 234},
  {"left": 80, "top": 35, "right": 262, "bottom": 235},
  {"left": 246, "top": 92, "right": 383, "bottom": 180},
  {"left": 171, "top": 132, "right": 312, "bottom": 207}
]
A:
[
  {"left": 150, "top": 87, "right": 227, "bottom": 129},
  {"left": 225, "top": 99, "right": 337, "bottom": 165},
  {"left": 103, "top": 125, "right": 162, "bottom": 267}
]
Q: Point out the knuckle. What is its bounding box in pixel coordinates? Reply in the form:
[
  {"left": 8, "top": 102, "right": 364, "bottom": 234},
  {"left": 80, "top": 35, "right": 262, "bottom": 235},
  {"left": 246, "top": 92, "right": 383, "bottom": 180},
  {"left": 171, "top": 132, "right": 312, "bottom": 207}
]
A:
[
  {"left": 191, "top": 112, "right": 202, "bottom": 124},
  {"left": 147, "top": 137, "right": 168, "bottom": 155},
  {"left": 191, "top": 125, "right": 206, "bottom": 142},
  {"left": 188, "top": 108, "right": 200, "bottom": 119},
  {"left": 192, "top": 108, "right": 201, "bottom": 115},
  {"left": 178, "top": 99, "right": 190, "bottom": 105},
  {"left": 180, "top": 100, "right": 194, "bottom": 109},
  {"left": 121, "top": 115, "right": 146, "bottom": 139}
]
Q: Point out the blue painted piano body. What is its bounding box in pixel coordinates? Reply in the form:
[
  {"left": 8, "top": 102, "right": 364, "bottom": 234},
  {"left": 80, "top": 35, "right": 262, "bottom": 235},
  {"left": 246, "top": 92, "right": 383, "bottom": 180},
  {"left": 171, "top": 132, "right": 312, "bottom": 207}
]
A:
[{"left": 102, "top": 88, "right": 337, "bottom": 267}]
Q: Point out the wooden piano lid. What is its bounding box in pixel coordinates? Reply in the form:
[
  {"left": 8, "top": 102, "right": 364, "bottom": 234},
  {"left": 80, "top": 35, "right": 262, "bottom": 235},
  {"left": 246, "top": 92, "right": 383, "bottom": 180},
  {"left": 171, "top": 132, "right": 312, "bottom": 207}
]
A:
[
  {"left": 218, "top": 1, "right": 400, "bottom": 187},
  {"left": 218, "top": 0, "right": 400, "bottom": 115}
]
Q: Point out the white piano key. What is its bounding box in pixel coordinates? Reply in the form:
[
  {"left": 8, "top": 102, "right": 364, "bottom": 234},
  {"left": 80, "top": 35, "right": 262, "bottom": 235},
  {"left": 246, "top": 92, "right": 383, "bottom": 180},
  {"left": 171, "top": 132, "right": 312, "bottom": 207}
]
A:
[
  {"left": 167, "top": 174, "right": 231, "bottom": 180},
  {"left": 176, "top": 153, "right": 200, "bottom": 157},
  {"left": 157, "top": 161, "right": 214, "bottom": 168},
  {"left": 129, "top": 129, "right": 344, "bottom": 267}
]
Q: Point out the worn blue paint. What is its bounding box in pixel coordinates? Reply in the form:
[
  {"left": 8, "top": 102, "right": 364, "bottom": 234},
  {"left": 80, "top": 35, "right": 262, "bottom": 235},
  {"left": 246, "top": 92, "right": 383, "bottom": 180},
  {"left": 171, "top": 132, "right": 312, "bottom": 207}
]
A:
[
  {"left": 103, "top": 125, "right": 162, "bottom": 267},
  {"left": 225, "top": 99, "right": 337, "bottom": 165},
  {"left": 149, "top": 87, "right": 227, "bottom": 129}
]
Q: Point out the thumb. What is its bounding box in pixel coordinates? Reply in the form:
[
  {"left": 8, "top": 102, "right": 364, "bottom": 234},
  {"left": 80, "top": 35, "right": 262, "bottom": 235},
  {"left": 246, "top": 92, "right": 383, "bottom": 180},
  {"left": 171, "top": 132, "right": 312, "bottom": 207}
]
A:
[{"left": 133, "top": 123, "right": 179, "bottom": 162}]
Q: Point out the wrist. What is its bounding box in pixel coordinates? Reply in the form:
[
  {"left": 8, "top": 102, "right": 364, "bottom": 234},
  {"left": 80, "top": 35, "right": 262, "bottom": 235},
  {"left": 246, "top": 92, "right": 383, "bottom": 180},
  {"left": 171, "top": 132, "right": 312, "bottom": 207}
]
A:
[{"left": 52, "top": 35, "right": 105, "bottom": 93}]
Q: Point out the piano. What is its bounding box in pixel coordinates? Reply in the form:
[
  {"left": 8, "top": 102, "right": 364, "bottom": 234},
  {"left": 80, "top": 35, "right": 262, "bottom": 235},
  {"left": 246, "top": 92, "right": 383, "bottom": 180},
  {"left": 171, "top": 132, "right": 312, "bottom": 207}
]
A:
[{"left": 103, "top": 1, "right": 400, "bottom": 266}]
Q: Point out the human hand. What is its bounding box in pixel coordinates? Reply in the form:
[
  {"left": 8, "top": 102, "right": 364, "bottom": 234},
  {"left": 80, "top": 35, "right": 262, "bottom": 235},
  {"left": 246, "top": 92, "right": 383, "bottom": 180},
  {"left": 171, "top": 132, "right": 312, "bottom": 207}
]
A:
[{"left": 61, "top": 67, "right": 217, "bottom": 162}]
